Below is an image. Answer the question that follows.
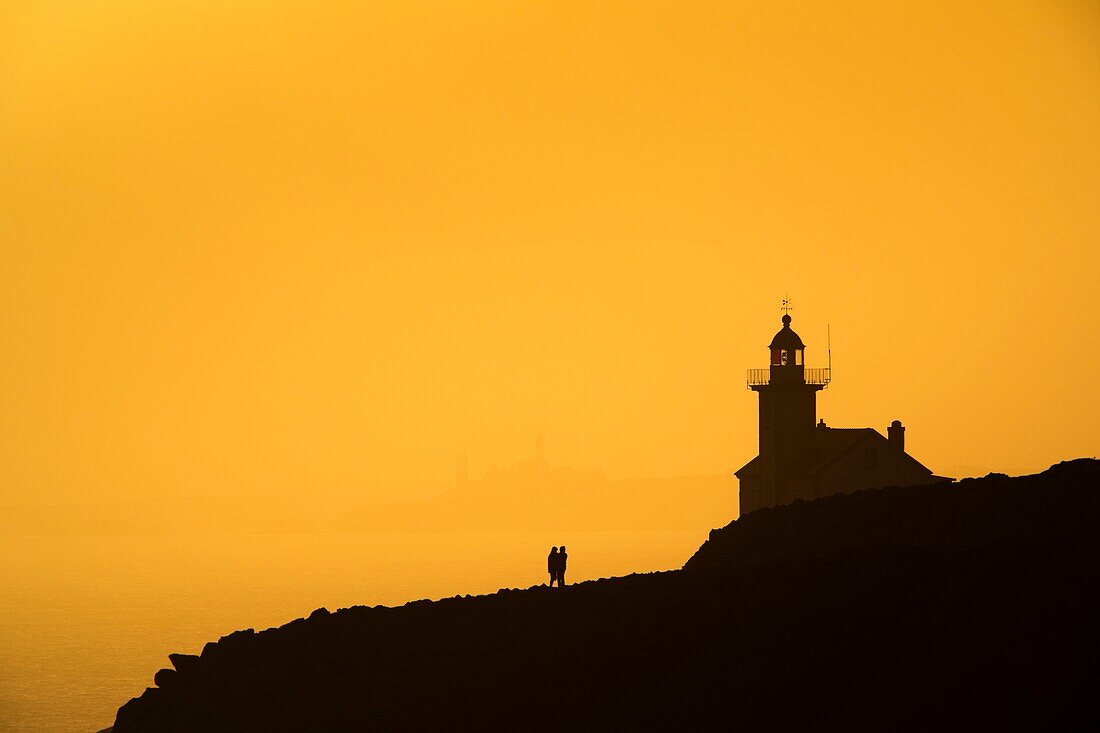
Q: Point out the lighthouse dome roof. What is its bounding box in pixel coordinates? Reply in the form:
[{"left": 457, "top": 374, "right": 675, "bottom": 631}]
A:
[{"left": 768, "top": 314, "right": 805, "bottom": 350}]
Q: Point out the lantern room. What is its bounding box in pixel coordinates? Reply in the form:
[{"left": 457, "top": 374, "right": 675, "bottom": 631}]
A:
[{"left": 769, "top": 314, "right": 806, "bottom": 374}]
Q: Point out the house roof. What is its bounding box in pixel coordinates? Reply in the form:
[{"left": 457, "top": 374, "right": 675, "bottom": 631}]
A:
[
  {"left": 805, "top": 428, "right": 877, "bottom": 475},
  {"left": 735, "top": 426, "right": 935, "bottom": 480},
  {"left": 808, "top": 427, "right": 934, "bottom": 477},
  {"left": 734, "top": 454, "right": 760, "bottom": 477}
]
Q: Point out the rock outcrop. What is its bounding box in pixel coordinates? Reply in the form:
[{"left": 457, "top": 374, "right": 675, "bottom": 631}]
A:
[{"left": 113, "top": 459, "right": 1100, "bottom": 731}]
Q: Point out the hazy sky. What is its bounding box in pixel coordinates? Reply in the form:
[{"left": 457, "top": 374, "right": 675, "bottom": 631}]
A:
[{"left": 2, "top": 1, "right": 1098, "bottom": 505}]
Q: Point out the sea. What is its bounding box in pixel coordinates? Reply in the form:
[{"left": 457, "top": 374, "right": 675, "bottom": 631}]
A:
[{"left": 0, "top": 530, "right": 704, "bottom": 732}]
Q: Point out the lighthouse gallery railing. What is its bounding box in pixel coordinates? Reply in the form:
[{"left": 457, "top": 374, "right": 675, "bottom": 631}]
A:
[{"left": 746, "top": 367, "right": 831, "bottom": 388}]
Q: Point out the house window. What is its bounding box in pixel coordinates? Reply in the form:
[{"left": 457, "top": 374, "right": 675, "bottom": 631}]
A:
[
  {"left": 795, "top": 349, "right": 803, "bottom": 366},
  {"left": 780, "top": 349, "right": 789, "bottom": 366},
  {"left": 771, "top": 348, "right": 782, "bottom": 366}
]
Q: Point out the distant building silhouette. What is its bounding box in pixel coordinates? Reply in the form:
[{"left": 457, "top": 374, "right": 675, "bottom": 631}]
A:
[
  {"left": 735, "top": 312, "right": 947, "bottom": 514},
  {"left": 507, "top": 430, "right": 554, "bottom": 481}
]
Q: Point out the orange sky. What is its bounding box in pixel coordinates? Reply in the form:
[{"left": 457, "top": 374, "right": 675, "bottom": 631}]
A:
[{"left": 1, "top": 0, "right": 1098, "bottom": 506}]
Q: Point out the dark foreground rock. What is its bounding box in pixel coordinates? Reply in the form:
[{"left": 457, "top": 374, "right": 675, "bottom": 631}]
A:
[{"left": 113, "top": 459, "right": 1100, "bottom": 731}]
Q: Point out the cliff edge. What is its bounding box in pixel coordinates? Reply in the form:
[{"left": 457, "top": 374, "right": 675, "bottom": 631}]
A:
[{"left": 113, "top": 459, "right": 1100, "bottom": 731}]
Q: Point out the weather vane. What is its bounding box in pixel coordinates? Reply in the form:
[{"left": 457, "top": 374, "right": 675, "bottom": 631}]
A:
[{"left": 781, "top": 296, "right": 793, "bottom": 316}]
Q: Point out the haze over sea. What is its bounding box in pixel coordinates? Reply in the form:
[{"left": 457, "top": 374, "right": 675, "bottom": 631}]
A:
[{"left": 0, "top": 530, "right": 701, "bottom": 732}]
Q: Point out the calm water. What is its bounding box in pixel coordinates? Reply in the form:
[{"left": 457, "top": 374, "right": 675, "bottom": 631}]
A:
[{"left": 0, "top": 530, "right": 704, "bottom": 732}]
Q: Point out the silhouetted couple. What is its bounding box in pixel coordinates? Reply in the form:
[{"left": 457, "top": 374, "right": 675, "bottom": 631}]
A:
[{"left": 547, "top": 546, "right": 568, "bottom": 587}]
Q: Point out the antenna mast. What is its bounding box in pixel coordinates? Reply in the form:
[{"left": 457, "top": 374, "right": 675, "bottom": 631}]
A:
[{"left": 828, "top": 323, "right": 832, "bottom": 381}]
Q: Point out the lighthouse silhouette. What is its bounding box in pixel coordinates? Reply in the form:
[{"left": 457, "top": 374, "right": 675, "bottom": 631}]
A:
[{"left": 735, "top": 309, "right": 948, "bottom": 514}]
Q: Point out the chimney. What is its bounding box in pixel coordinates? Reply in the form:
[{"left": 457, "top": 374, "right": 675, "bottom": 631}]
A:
[{"left": 888, "top": 420, "right": 905, "bottom": 451}]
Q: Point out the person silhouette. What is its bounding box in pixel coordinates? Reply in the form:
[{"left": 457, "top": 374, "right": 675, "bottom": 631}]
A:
[
  {"left": 558, "top": 545, "right": 568, "bottom": 587},
  {"left": 547, "top": 546, "right": 559, "bottom": 587}
]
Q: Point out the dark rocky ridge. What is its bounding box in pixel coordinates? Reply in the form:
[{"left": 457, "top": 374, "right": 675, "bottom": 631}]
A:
[{"left": 113, "top": 459, "right": 1100, "bottom": 731}]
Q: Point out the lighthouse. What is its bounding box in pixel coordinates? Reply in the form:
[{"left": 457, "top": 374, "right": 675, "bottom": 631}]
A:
[{"left": 735, "top": 307, "right": 946, "bottom": 515}]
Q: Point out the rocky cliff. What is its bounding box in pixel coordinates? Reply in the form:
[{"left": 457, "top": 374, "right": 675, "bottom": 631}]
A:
[{"left": 113, "top": 459, "right": 1100, "bottom": 731}]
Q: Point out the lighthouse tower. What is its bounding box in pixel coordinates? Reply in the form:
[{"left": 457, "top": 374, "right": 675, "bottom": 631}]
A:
[{"left": 741, "top": 311, "right": 831, "bottom": 512}]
